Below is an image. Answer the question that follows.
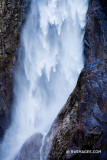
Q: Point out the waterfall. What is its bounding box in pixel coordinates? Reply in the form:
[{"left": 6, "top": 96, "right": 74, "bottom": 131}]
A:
[{"left": 0, "top": 0, "right": 88, "bottom": 159}]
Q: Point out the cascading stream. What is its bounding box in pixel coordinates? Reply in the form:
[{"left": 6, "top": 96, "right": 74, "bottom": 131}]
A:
[{"left": 0, "top": 0, "right": 88, "bottom": 160}]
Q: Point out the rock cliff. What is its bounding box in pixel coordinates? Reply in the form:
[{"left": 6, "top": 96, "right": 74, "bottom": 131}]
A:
[{"left": 0, "top": 0, "right": 25, "bottom": 140}]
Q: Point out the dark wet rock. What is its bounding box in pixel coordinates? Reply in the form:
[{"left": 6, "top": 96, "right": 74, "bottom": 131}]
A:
[
  {"left": 0, "top": 0, "right": 25, "bottom": 140},
  {"left": 16, "top": 133, "right": 43, "bottom": 160},
  {"left": 42, "top": 62, "right": 107, "bottom": 160},
  {"left": 84, "top": 0, "right": 107, "bottom": 66},
  {"left": 41, "top": 0, "right": 107, "bottom": 159}
]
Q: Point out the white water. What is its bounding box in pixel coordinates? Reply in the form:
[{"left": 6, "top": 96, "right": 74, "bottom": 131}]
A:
[{"left": 0, "top": 0, "right": 88, "bottom": 160}]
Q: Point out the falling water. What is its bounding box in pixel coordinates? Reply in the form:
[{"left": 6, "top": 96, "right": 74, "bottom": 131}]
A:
[{"left": 0, "top": 0, "right": 88, "bottom": 159}]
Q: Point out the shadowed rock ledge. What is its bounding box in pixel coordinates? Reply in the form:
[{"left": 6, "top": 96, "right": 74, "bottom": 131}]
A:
[
  {"left": 17, "top": 0, "right": 107, "bottom": 159},
  {"left": 16, "top": 133, "right": 43, "bottom": 160}
]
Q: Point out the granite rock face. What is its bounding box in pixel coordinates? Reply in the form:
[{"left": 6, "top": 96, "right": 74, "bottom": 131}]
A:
[
  {"left": 0, "top": 0, "right": 25, "bottom": 140},
  {"left": 84, "top": 0, "right": 107, "bottom": 66},
  {"left": 41, "top": 0, "right": 107, "bottom": 159}
]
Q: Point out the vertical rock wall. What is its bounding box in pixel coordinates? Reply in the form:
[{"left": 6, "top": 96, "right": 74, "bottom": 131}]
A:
[{"left": 0, "top": 0, "right": 25, "bottom": 140}]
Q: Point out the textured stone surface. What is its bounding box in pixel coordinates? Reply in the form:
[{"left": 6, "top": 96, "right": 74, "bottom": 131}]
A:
[
  {"left": 84, "top": 0, "right": 107, "bottom": 66},
  {"left": 0, "top": 0, "right": 25, "bottom": 140},
  {"left": 16, "top": 133, "right": 43, "bottom": 160}
]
